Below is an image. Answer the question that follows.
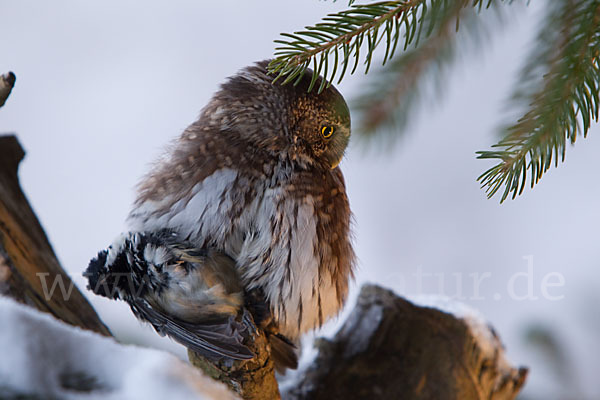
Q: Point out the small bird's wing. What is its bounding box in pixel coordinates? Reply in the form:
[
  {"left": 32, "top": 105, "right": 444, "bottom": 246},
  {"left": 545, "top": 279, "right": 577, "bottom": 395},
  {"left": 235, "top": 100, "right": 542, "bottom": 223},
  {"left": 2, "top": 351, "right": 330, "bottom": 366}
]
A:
[{"left": 130, "top": 298, "right": 254, "bottom": 360}]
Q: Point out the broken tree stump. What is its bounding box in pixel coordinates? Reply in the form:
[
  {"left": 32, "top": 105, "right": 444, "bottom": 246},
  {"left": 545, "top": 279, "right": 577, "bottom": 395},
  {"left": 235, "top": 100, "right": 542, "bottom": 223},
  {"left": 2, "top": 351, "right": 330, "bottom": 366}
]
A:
[{"left": 285, "top": 285, "right": 528, "bottom": 400}]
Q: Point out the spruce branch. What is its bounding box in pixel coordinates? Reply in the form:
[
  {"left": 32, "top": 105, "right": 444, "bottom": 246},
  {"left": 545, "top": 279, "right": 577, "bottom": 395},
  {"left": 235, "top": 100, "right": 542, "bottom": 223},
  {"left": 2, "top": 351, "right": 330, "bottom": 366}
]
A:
[
  {"left": 477, "top": 0, "right": 600, "bottom": 202},
  {"left": 353, "top": 0, "right": 502, "bottom": 138},
  {"left": 268, "top": 0, "right": 502, "bottom": 93}
]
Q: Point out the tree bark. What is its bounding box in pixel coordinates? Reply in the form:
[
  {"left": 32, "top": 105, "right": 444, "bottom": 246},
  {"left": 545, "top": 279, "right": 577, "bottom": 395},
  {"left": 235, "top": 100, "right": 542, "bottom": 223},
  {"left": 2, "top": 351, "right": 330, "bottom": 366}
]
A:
[
  {"left": 285, "top": 284, "right": 528, "bottom": 400},
  {"left": 0, "top": 135, "right": 110, "bottom": 336},
  {"left": 188, "top": 314, "right": 281, "bottom": 400}
]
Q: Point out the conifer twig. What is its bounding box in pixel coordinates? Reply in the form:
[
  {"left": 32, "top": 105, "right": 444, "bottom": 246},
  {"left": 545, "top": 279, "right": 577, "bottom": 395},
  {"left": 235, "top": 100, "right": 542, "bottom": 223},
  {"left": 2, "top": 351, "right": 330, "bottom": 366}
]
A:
[
  {"left": 477, "top": 0, "right": 600, "bottom": 202},
  {"left": 353, "top": 0, "right": 498, "bottom": 138},
  {"left": 268, "top": 0, "right": 504, "bottom": 93}
]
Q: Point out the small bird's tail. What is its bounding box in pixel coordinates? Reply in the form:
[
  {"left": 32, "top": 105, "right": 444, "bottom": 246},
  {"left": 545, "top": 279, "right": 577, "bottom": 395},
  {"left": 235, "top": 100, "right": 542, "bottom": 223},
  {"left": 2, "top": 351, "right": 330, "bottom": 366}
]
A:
[
  {"left": 85, "top": 232, "right": 157, "bottom": 301},
  {"left": 84, "top": 231, "right": 254, "bottom": 361}
]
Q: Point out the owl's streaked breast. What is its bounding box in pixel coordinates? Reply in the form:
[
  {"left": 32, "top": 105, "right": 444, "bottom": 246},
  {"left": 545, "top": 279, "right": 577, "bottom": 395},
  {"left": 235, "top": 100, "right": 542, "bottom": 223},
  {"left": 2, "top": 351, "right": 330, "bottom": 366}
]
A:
[{"left": 128, "top": 159, "right": 353, "bottom": 339}]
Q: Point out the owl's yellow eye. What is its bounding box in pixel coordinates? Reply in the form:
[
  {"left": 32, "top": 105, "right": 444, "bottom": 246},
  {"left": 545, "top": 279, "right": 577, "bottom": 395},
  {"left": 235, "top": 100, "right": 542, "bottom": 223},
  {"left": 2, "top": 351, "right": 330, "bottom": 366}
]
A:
[{"left": 321, "top": 126, "right": 335, "bottom": 139}]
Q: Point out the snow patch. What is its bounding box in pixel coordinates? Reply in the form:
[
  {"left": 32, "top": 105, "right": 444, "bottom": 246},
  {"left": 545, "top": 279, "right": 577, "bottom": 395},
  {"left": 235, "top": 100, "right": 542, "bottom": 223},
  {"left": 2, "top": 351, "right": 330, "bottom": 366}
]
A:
[{"left": 0, "top": 296, "right": 238, "bottom": 400}]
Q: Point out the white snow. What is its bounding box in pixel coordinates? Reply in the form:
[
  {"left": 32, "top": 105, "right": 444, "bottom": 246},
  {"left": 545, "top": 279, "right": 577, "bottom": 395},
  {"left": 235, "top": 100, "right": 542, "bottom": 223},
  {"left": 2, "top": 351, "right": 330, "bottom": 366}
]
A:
[
  {"left": 409, "top": 293, "right": 486, "bottom": 320},
  {"left": 0, "top": 295, "right": 238, "bottom": 400}
]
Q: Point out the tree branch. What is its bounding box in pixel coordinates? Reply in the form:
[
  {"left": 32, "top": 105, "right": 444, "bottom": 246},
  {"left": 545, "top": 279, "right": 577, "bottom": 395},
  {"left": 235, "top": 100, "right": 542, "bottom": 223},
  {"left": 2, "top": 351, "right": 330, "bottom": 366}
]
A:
[
  {"left": 0, "top": 71, "right": 16, "bottom": 107},
  {"left": 0, "top": 134, "right": 111, "bottom": 336},
  {"left": 477, "top": 0, "right": 600, "bottom": 202},
  {"left": 188, "top": 315, "right": 280, "bottom": 400},
  {"left": 268, "top": 0, "right": 505, "bottom": 92}
]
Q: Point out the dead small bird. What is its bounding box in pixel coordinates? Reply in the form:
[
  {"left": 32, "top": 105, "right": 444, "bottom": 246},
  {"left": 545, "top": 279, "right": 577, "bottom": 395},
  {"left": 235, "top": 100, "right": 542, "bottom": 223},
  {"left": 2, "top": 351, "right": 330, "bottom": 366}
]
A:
[{"left": 85, "top": 230, "right": 254, "bottom": 361}]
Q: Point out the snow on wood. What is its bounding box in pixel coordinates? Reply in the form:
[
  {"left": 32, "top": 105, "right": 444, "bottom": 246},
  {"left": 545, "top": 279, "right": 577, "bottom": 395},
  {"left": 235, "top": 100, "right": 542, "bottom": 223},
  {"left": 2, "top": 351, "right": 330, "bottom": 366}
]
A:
[
  {"left": 0, "top": 295, "right": 238, "bottom": 400},
  {"left": 285, "top": 285, "right": 528, "bottom": 400}
]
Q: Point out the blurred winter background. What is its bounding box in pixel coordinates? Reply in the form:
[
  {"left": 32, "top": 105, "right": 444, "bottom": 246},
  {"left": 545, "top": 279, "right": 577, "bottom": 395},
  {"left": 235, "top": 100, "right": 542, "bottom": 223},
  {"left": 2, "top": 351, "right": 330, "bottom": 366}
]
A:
[{"left": 1, "top": 1, "right": 599, "bottom": 399}]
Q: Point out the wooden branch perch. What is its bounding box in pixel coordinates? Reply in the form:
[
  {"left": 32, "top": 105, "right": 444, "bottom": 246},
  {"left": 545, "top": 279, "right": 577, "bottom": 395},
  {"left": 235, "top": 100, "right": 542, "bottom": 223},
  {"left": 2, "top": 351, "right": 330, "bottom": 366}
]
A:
[
  {"left": 0, "top": 135, "right": 110, "bottom": 336},
  {"left": 188, "top": 317, "right": 280, "bottom": 400}
]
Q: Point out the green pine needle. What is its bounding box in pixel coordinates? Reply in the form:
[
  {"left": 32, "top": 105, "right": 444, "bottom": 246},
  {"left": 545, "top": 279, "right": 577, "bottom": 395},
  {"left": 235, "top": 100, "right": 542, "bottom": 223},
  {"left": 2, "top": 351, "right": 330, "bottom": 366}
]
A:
[
  {"left": 477, "top": 0, "right": 600, "bottom": 202},
  {"left": 352, "top": 0, "right": 500, "bottom": 139},
  {"left": 268, "top": 0, "right": 500, "bottom": 93}
]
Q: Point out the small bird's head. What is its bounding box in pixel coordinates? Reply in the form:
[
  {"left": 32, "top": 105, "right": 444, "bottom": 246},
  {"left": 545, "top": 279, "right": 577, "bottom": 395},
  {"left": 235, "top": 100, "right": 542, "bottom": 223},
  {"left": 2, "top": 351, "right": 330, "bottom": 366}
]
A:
[{"left": 210, "top": 60, "right": 351, "bottom": 170}]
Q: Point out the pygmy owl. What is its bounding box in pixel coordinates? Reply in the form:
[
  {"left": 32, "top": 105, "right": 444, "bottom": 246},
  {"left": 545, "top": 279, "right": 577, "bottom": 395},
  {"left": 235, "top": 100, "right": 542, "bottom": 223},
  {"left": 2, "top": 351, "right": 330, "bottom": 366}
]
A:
[{"left": 86, "top": 60, "right": 355, "bottom": 369}]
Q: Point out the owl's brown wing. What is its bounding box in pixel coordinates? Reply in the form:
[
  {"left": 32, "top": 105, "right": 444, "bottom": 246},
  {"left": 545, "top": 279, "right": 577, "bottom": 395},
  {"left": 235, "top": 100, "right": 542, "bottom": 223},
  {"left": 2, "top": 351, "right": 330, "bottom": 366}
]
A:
[
  {"left": 130, "top": 298, "right": 254, "bottom": 360},
  {"left": 245, "top": 289, "right": 299, "bottom": 370}
]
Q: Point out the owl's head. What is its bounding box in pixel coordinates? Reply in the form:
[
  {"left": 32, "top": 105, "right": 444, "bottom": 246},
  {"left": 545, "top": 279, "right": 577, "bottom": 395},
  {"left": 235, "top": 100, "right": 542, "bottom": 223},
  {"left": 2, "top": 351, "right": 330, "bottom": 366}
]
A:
[{"left": 210, "top": 60, "right": 351, "bottom": 170}]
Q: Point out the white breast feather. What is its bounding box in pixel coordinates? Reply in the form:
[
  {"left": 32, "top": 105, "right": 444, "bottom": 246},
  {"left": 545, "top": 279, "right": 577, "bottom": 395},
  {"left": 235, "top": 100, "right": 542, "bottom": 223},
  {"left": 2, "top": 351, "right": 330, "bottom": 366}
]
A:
[
  {"left": 238, "top": 192, "right": 341, "bottom": 339},
  {"left": 128, "top": 168, "right": 240, "bottom": 248}
]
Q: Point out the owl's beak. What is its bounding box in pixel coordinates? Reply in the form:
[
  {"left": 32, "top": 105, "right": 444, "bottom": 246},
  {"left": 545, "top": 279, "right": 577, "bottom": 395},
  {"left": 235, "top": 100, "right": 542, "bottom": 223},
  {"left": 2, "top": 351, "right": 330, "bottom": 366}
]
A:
[
  {"left": 329, "top": 128, "right": 350, "bottom": 169},
  {"left": 330, "top": 158, "right": 342, "bottom": 169}
]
